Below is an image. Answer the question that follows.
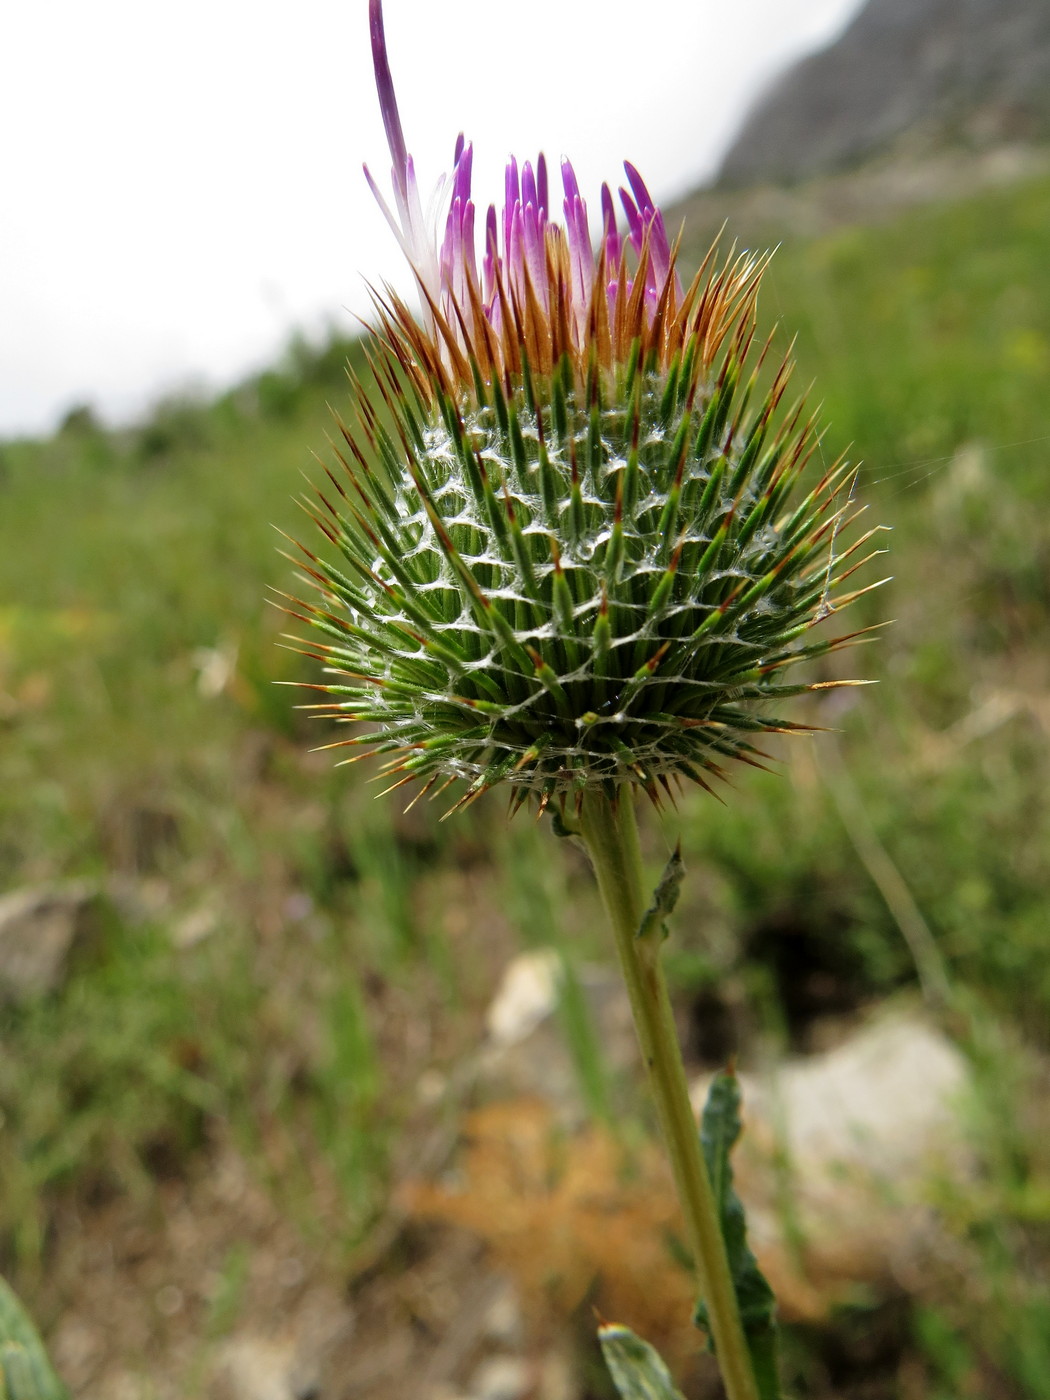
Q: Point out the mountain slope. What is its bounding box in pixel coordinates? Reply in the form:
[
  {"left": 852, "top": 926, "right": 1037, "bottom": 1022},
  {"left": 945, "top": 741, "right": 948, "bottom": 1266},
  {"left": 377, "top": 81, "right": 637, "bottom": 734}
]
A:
[{"left": 719, "top": 0, "right": 1050, "bottom": 186}]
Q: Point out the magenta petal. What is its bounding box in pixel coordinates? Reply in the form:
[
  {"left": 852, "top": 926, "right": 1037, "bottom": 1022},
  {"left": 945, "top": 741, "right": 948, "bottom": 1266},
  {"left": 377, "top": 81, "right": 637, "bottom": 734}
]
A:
[
  {"left": 452, "top": 140, "right": 473, "bottom": 206},
  {"left": 623, "top": 161, "right": 673, "bottom": 286},
  {"left": 570, "top": 200, "right": 595, "bottom": 323},
  {"left": 504, "top": 158, "right": 520, "bottom": 258},
  {"left": 508, "top": 201, "right": 525, "bottom": 298},
  {"left": 523, "top": 200, "right": 548, "bottom": 308},
  {"left": 462, "top": 201, "right": 478, "bottom": 291},
  {"left": 561, "top": 160, "right": 591, "bottom": 264},
  {"left": 560, "top": 157, "right": 582, "bottom": 209},
  {"left": 442, "top": 192, "right": 469, "bottom": 277},
  {"left": 601, "top": 183, "right": 616, "bottom": 237},
  {"left": 563, "top": 193, "right": 586, "bottom": 264},
  {"left": 561, "top": 162, "right": 594, "bottom": 325},
  {"left": 606, "top": 278, "right": 619, "bottom": 322},
  {"left": 367, "top": 2, "right": 680, "bottom": 359},
  {"left": 619, "top": 188, "right": 643, "bottom": 251},
  {"left": 623, "top": 162, "right": 656, "bottom": 219},
  {"left": 600, "top": 183, "right": 622, "bottom": 268},
  {"left": 505, "top": 157, "right": 521, "bottom": 207},
  {"left": 647, "top": 219, "right": 672, "bottom": 289},
  {"left": 440, "top": 199, "right": 456, "bottom": 273},
  {"left": 443, "top": 201, "right": 462, "bottom": 296},
  {"left": 369, "top": 0, "right": 410, "bottom": 199},
  {"left": 483, "top": 203, "right": 499, "bottom": 301}
]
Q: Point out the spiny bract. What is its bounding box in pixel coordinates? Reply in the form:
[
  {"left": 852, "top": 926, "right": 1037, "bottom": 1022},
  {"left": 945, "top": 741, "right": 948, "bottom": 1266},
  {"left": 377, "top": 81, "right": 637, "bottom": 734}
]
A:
[{"left": 284, "top": 1, "right": 884, "bottom": 817}]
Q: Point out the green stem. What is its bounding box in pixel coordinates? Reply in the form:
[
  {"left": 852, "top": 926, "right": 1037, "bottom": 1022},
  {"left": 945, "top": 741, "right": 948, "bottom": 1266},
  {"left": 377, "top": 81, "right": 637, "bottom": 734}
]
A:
[{"left": 578, "top": 790, "right": 760, "bottom": 1400}]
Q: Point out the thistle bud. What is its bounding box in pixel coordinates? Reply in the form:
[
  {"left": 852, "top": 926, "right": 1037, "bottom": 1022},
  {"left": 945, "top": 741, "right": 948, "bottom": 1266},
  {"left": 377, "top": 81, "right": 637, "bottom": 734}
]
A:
[{"left": 287, "top": 0, "right": 884, "bottom": 815}]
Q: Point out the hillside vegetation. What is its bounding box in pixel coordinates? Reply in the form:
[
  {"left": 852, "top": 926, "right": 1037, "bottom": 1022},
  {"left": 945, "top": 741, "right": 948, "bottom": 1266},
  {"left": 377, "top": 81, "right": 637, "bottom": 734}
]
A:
[{"left": 1, "top": 170, "right": 1049, "bottom": 1396}]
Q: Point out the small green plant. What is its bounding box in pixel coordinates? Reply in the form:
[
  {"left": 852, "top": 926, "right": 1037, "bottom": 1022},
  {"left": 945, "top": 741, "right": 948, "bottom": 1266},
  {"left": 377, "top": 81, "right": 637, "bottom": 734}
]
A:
[{"left": 283, "top": 4, "right": 885, "bottom": 1397}]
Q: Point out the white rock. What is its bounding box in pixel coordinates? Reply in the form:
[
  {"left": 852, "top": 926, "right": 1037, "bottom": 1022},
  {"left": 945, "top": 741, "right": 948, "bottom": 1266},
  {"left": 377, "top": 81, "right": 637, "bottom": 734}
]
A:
[
  {"left": 478, "top": 954, "right": 636, "bottom": 1120},
  {"left": 722, "top": 1007, "right": 970, "bottom": 1185},
  {"left": 209, "top": 1336, "right": 309, "bottom": 1400},
  {"left": 481, "top": 1278, "right": 524, "bottom": 1347},
  {"left": 171, "top": 902, "right": 220, "bottom": 949},
  {"left": 469, "top": 1355, "right": 530, "bottom": 1400},
  {"left": 485, "top": 950, "right": 562, "bottom": 1047},
  {"left": 691, "top": 1004, "right": 973, "bottom": 1313}
]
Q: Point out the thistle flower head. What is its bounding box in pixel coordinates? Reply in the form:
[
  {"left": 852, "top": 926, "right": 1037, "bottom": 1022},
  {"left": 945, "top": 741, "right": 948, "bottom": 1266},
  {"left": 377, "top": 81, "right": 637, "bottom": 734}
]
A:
[{"left": 286, "top": 0, "right": 884, "bottom": 815}]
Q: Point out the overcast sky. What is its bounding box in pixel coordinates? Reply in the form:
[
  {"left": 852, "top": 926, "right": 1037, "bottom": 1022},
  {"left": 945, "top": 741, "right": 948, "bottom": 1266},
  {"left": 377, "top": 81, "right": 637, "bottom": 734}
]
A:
[{"left": 0, "top": 0, "right": 865, "bottom": 439}]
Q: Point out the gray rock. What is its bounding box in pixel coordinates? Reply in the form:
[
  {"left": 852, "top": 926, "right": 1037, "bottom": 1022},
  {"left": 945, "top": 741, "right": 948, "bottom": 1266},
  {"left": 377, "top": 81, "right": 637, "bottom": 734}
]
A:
[
  {"left": 719, "top": 0, "right": 1050, "bottom": 186},
  {"left": 0, "top": 882, "right": 100, "bottom": 1002}
]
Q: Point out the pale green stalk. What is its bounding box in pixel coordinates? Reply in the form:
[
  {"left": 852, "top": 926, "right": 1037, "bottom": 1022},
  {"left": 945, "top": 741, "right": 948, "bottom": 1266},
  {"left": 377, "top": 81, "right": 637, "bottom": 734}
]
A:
[{"left": 578, "top": 791, "right": 760, "bottom": 1400}]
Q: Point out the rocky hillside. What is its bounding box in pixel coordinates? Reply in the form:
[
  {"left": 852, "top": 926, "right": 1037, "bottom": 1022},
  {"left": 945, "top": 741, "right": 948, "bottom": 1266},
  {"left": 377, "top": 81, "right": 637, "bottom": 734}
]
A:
[{"left": 719, "top": 0, "right": 1050, "bottom": 185}]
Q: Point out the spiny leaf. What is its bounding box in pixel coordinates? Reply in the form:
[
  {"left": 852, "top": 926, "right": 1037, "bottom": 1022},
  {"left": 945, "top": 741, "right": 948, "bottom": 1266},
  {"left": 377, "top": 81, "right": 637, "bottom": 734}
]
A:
[
  {"left": 695, "top": 1073, "right": 781, "bottom": 1400},
  {"left": 0, "top": 1280, "right": 69, "bottom": 1400},
  {"left": 636, "top": 844, "right": 685, "bottom": 947}
]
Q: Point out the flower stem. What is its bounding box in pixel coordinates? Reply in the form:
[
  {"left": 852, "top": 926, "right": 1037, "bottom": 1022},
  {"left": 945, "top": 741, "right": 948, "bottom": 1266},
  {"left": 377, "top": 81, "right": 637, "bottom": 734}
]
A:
[{"left": 578, "top": 791, "right": 761, "bottom": 1400}]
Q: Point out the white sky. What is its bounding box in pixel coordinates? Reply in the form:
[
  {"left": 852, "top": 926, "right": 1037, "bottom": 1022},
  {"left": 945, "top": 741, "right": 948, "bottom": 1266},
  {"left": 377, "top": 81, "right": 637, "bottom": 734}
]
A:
[{"left": 0, "top": 0, "right": 865, "bottom": 439}]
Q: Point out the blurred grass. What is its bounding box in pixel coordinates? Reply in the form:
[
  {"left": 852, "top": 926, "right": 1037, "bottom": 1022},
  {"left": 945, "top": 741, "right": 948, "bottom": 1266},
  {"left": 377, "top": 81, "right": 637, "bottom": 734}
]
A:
[
  {"left": 686, "top": 172, "right": 1050, "bottom": 1036},
  {"left": 1, "top": 173, "right": 1049, "bottom": 1392}
]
